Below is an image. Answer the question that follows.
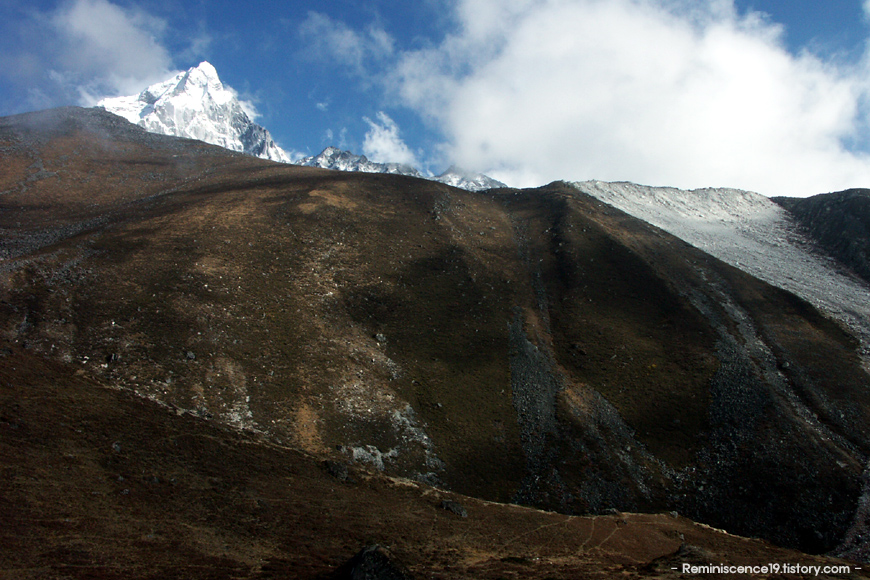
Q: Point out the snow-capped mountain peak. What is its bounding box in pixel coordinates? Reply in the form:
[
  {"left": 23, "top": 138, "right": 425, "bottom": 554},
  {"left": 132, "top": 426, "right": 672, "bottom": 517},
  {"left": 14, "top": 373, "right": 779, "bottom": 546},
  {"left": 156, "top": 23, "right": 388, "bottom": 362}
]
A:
[
  {"left": 435, "top": 165, "right": 507, "bottom": 191},
  {"left": 97, "top": 62, "right": 291, "bottom": 163},
  {"left": 296, "top": 146, "right": 422, "bottom": 177},
  {"left": 96, "top": 63, "right": 506, "bottom": 190},
  {"left": 176, "top": 62, "right": 226, "bottom": 102},
  {"left": 295, "top": 148, "right": 507, "bottom": 191}
]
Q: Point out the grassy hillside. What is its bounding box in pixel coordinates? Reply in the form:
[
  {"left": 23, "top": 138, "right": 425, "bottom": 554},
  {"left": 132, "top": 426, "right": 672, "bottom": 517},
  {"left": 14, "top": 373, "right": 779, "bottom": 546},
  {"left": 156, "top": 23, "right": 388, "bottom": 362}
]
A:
[
  {"left": 2, "top": 345, "right": 864, "bottom": 579},
  {"left": 1, "top": 107, "right": 869, "bottom": 556}
]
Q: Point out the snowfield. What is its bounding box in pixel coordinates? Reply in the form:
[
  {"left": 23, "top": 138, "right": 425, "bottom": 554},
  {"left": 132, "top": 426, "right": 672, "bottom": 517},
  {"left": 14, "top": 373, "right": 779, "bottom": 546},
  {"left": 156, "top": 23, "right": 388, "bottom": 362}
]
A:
[{"left": 572, "top": 180, "right": 870, "bottom": 367}]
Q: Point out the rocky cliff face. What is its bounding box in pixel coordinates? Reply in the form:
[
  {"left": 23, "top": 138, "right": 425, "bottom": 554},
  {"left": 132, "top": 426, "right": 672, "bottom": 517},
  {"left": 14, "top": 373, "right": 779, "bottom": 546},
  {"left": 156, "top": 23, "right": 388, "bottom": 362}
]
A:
[{"left": 1, "top": 107, "right": 869, "bottom": 556}]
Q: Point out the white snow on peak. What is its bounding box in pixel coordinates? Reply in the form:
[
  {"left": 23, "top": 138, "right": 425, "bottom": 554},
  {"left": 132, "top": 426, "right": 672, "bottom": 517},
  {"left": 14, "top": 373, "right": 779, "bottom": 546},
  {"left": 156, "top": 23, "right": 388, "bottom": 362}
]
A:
[
  {"left": 572, "top": 180, "right": 870, "bottom": 362},
  {"left": 180, "top": 61, "right": 230, "bottom": 105},
  {"left": 435, "top": 166, "right": 507, "bottom": 192},
  {"left": 296, "top": 146, "right": 423, "bottom": 177},
  {"left": 96, "top": 64, "right": 506, "bottom": 190},
  {"left": 295, "top": 147, "right": 506, "bottom": 191},
  {"left": 97, "top": 62, "right": 291, "bottom": 163}
]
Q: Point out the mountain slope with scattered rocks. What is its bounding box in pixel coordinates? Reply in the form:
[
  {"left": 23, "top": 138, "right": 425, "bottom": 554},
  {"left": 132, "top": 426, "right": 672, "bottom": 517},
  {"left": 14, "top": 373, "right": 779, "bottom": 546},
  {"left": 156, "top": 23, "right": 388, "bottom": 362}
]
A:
[
  {"left": 5, "top": 344, "right": 861, "bottom": 579},
  {"left": 1, "top": 107, "right": 869, "bottom": 563}
]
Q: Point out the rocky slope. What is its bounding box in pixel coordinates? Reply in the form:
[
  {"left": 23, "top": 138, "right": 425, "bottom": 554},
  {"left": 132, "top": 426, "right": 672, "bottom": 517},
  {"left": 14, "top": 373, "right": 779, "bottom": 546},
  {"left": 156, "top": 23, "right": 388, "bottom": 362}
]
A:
[
  {"left": 774, "top": 189, "right": 870, "bottom": 286},
  {"left": 5, "top": 345, "right": 863, "bottom": 579},
  {"left": 1, "top": 107, "right": 869, "bottom": 561},
  {"left": 573, "top": 180, "right": 870, "bottom": 369}
]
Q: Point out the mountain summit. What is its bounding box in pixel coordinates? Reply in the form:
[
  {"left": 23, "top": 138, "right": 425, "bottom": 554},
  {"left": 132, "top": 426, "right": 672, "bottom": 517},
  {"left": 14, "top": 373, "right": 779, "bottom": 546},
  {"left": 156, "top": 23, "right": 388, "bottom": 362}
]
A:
[
  {"left": 295, "top": 147, "right": 507, "bottom": 191},
  {"left": 435, "top": 165, "right": 507, "bottom": 191},
  {"left": 97, "top": 62, "right": 292, "bottom": 163},
  {"left": 296, "top": 146, "right": 424, "bottom": 177},
  {"left": 97, "top": 63, "right": 506, "bottom": 191}
]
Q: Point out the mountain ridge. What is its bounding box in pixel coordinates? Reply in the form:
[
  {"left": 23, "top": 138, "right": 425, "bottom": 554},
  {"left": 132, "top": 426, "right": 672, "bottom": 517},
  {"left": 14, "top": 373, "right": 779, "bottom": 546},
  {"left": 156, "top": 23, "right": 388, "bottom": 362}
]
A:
[
  {"left": 295, "top": 146, "right": 508, "bottom": 191},
  {"left": 97, "top": 62, "right": 507, "bottom": 192},
  {"left": 295, "top": 145, "right": 423, "bottom": 177},
  {"left": 573, "top": 180, "right": 870, "bottom": 368}
]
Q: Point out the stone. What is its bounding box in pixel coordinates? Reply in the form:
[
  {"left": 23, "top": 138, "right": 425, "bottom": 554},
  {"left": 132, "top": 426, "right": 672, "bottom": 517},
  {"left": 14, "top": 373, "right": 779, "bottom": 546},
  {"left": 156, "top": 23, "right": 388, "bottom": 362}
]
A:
[
  {"left": 440, "top": 500, "right": 468, "bottom": 518},
  {"left": 323, "top": 459, "right": 352, "bottom": 482},
  {"left": 330, "top": 545, "right": 414, "bottom": 580}
]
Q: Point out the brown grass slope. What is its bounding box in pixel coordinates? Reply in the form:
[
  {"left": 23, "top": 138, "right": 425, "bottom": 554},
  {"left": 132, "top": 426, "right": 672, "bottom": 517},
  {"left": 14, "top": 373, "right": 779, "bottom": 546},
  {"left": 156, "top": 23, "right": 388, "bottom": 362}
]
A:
[
  {"left": 5, "top": 345, "right": 865, "bottom": 579},
  {"left": 1, "top": 107, "right": 869, "bottom": 557}
]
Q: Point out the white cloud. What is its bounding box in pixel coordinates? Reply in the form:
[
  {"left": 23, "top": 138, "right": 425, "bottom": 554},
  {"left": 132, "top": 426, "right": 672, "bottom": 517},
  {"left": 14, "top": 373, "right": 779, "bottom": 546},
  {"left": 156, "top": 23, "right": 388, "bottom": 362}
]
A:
[
  {"left": 237, "top": 96, "right": 261, "bottom": 122},
  {"left": 362, "top": 112, "right": 420, "bottom": 166},
  {"left": 389, "top": 0, "right": 870, "bottom": 196},
  {"left": 339, "top": 127, "right": 350, "bottom": 150},
  {"left": 49, "top": 0, "right": 178, "bottom": 104},
  {"left": 321, "top": 127, "right": 350, "bottom": 149},
  {"left": 299, "top": 12, "right": 394, "bottom": 75},
  {"left": 179, "top": 25, "right": 214, "bottom": 64}
]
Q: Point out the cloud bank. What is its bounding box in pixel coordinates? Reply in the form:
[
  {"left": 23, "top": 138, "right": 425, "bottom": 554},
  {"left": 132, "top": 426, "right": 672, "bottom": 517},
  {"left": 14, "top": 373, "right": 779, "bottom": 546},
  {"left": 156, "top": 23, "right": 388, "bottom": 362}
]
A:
[
  {"left": 389, "top": 0, "right": 870, "bottom": 196},
  {"left": 51, "top": 0, "right": 178, "bottom": 104},
  {"left": 1, "top": 0, "right": 177, "bottom": 109}
]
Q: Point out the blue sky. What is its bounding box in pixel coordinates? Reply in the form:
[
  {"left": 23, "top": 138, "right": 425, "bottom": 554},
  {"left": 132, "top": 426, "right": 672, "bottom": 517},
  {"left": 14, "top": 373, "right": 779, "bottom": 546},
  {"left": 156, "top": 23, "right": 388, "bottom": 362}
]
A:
[{"left": 3, "top": 0, "right": 870, "bottom": 196}]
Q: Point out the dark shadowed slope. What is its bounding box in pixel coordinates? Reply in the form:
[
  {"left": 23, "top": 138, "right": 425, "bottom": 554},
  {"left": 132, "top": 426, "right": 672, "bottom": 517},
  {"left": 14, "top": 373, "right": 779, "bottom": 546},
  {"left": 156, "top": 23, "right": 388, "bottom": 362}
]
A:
[
  {"left": 774, "top": 189, "right": 870, "bottom": 285},
  {"left": 1, "top": 107, "right": 869, "bottom": 559}
]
